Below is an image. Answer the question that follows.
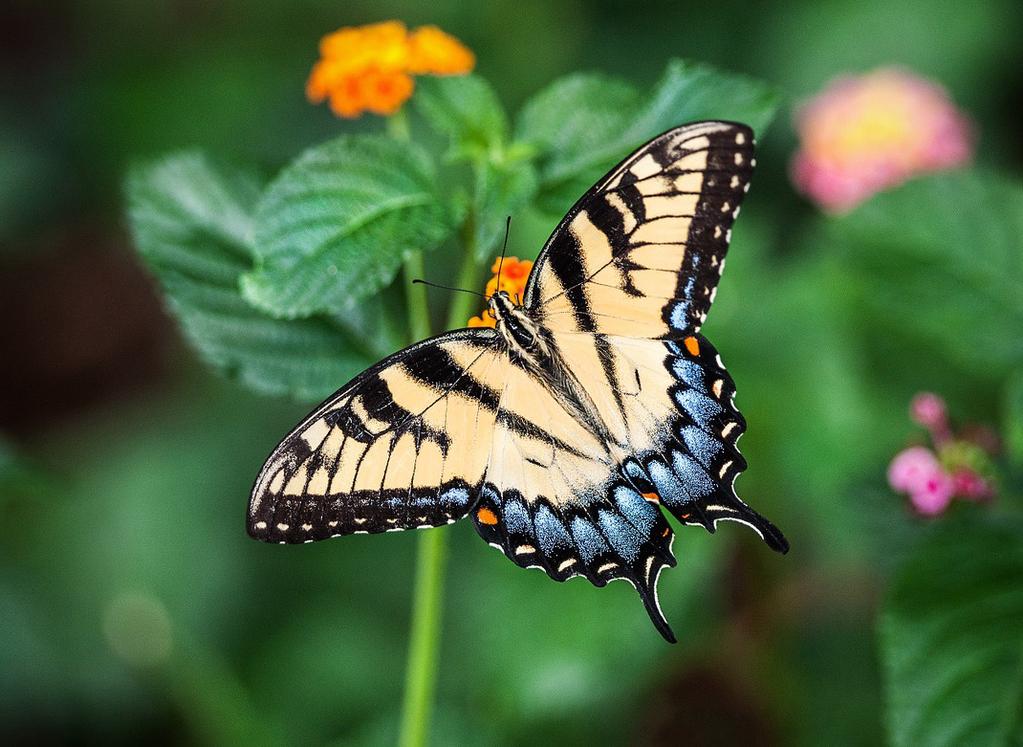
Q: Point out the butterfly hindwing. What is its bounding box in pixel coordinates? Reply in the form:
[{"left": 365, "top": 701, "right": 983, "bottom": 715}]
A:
[
  {"left": 248, "top": 330, "right": 507, "bottom": 542},
  {"left": 464, "top": 356, "right": 680, "bottom": 639}
]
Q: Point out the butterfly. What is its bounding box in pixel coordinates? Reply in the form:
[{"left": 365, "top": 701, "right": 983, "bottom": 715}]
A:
[{"left": 248, "top": 120, "right": 788, "bottom": 642}]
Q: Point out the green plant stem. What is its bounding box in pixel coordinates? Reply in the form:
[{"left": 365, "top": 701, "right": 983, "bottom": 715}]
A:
[
  {"left": 394, "top": 103, "right": 486, "bottom": 747},
  {"left": 446, "top": 214, "right": 483, "bottom": 329},
  {"left": 402, "top": 252, "right": 432, "bottom": 342},
  {"left": 399, "top": 248, "right": 441, "bottom": 747},
  {"left": 398, "top": 522, "right": 448, "bottom": 747}
]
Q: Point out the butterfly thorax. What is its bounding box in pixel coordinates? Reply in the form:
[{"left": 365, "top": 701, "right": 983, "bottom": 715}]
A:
[
  {"left": 491, "top": 290, "right": 617, "bottom": 446},
  {"left": 490, "top": 291, "right": 547, "bottom": 356}
]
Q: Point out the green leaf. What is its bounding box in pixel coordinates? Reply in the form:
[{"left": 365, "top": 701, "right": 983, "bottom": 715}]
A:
[
  {"left": 879, "top": 517, "right": 1023, "bottom": 746},
  {"left": 126, "top": 151, "right": 387, "bottom": 401},
  {"left": 830, "top": 170, "right": 1023, "bottom": 375},
  {"left": 472, "top": 157, "right": 539, "bottom": 259},
  {"left": 518, "top": 60, "right": 780, "bottom": 215},
  {"left": 514, "top": 73, "right": 640, "bottom": 213},
  {"left": 1006, "top": 371, "right": 1023, "bottom": 471},
  {"left": 242, "top": 135, "right": 453, "bottom": 318},
  {"left": 629, "top": 59, "right": 780, "bottom": 145},
  {"left": 516, "top": 72, "right": 640, "bottom": 166},
  {"left": 414, "top": 74, "right": 508, "bottom": 157}
]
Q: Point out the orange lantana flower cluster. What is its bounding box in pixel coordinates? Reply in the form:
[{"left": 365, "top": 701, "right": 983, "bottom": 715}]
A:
[
  {"left": 467, "top": 257, "right": 534, "bottom": 328},
  {"left": 306, "top": 21, "right": 475, "bottom": 118}
]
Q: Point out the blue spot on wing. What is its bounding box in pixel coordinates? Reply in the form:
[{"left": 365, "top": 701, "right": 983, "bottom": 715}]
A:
[
  {"left": 612, "top": 485, "right": 657, "bottom": 535},
  {"left": 669, "top": 301, "right": 690, "bottom": 331},
  {"left": 534, "top": 505, "right": 572, "bottom": 555},
  {"left": 571, "top": 517, "right": 609, "bottom": 563},
  {"left": 672, "top": 451, "right": 716, "bottom": 498},
  {"left": 504, "top": 500, "right": 531, "bottom": 535},
  {"left": 598, "top": 509, "right": 644, "bottom": 562},
  {"left": 624, "top": 459, "right": 648, "bottom": 485},
  {"left": 671, "top": 358, "right": 705, "bottom": 389},
  {"left": 647, "top": 458, "right": 688, "bottom": 505},
  {"left": 681, "top": 425, "right": 723, "bottom": 469},
  {"left": 667, "top": 278, "right": 697, "bottom": 332},
  {"left": 674, "top": 388, "right": 723, "bottom": 424},
  {"left": 440, "top": 487, "right": 470, "bottom": 511}
]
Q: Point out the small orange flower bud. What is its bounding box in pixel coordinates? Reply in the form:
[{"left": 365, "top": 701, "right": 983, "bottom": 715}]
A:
[{"left": 466, "top": 257, "right": 533, "bottom": 327}]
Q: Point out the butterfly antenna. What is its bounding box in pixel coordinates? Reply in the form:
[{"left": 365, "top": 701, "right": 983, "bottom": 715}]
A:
[
  {"left": 411, "top": 278, "right": 487, "bottom": 299},
  {"left": 495, "top": 215, "right": 512, "bottom": 296}
]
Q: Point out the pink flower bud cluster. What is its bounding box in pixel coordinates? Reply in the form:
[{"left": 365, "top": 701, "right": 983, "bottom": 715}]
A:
[
  {"left": 791, "top": 68, "right": 973, "bottom": 212},
  {"left": 887, "top": 392, "right": 996, "bottom": 517}
]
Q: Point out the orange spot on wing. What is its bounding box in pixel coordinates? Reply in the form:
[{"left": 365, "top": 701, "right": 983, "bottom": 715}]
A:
[
  {"left": 476, "top": 507, "right": 499, "bottom": 525},
  {"left": 662, "top": 527, "right": 671, "bottom": 537},
  {"left": 642, "top": 492, "right": 660, "bottom": 503},
  {"left": 684, "top": 336, "right": 701, "bottom": 356}
]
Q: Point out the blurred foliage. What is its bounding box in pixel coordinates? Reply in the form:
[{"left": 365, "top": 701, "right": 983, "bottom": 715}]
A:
[
  {"left": 828, "top": 172, "right": 1023, "bottom": 376},
  {"left": 880, "top": 516, "right": 1023, "bottom": 746},
  {"left": 2, "top": 0, "right": 1023, "bottom": 745},
  {"left": 126, "top": 153, "right": 400, "bottom": 400}
]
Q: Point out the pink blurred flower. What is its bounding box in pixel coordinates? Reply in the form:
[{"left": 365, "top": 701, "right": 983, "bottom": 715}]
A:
[
  {"left": 910, "top": 391, "right": 950, "bottom": 442},
  {"left": 951, "top": 469, "right": 993, "bottom": 501},
  {"left": 910, "top": 392, "right": 946, "bottom": 428},
  {"left": 888, "top": 446, "right": 943, "bottom": 494},
  {"left": 887, "top": 392, "right": 1000, "bottom": 517},
  {"left": 791, "top": 68, "right": 973, "bottom": 212},
  {"left": 908, "top": 469, "right": 956, "bottom": 516}
]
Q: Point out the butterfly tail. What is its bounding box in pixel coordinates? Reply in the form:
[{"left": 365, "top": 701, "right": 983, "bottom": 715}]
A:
[
  {"left": 700, "top": 497, "right": 790, "bottom": 555},
  {"left": 636, "top": 573, "right": 678, "bottom": 644}
]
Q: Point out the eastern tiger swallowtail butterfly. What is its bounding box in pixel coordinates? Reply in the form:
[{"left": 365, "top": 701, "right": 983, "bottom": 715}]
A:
[{"left": 248, "top": 120, "right": 788, "bottom": 642}]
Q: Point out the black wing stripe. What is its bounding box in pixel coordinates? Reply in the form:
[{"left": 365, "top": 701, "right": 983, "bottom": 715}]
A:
[
  {"left": 402, "top": 344, "right": 503, "bottom": 412},
  {"left": 546, "top": 235, "right": 596, "bottom": 332}
]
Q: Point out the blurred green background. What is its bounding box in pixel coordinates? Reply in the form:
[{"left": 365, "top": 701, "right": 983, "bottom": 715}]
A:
[{"left": 2, "top": 1, "right": 1021, "bottom": 745}]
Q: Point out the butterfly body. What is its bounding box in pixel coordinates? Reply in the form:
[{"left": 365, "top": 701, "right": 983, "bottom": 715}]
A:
[{"left": 249, "top": 121, "right": 788, "bottom": 642}]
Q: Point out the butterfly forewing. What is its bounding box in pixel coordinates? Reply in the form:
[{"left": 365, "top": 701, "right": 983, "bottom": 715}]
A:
[
  {"left": 248, "top": 330, "right": 506, "bottom": 542},
  {"left": 525, "top": 121, "right": 754, "bottom": 338}
]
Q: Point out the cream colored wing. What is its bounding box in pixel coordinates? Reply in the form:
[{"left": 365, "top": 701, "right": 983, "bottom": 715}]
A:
[
  {"left": 248, "top": 329, "right": 507, "bottom": 543},
  {"left": 467, "top": 348, "right": 681, "bottom": 641},
  {"left": 523, "top": 121, "right": 754, "bottom": 338},
  {"left": 467, "top": 328, "right": 788, "bottom": 643}
]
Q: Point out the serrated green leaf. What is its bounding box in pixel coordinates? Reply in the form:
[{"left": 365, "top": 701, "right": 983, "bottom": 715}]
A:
[
  {"left": 879, "top": 518, "right": 1023, "bottom": 746},
  {"left": 515, "top": 73, "right": 639, "bottom": 213},
  {"left": 515, "top": 72, "right": 640, "bottom": 165},
  {"left": 414, "top": 74, "right": 508, "bottom": 157},
  {"left": 126, "top": 151, "right": 388, "bottom": 401},
  {"left": 243, "top": 135, "right": 453, "bottom": 318},
  {"left": 627, "top": 59, "right": 780, "bottom": 146},
  {"left": 830, "top": 170, "right": 1023, "bottom": 375},
  {"left": 518, "top": 60, "right": 779, "bottom": 215}
]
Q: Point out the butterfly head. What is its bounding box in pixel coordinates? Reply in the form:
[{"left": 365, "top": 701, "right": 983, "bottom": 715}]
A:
[
  {"left": 487, "top": 290, "right": 516, "bottom": 322},
  {"left": 489, "top": 290, "right": 543, "bottom": 354}
]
